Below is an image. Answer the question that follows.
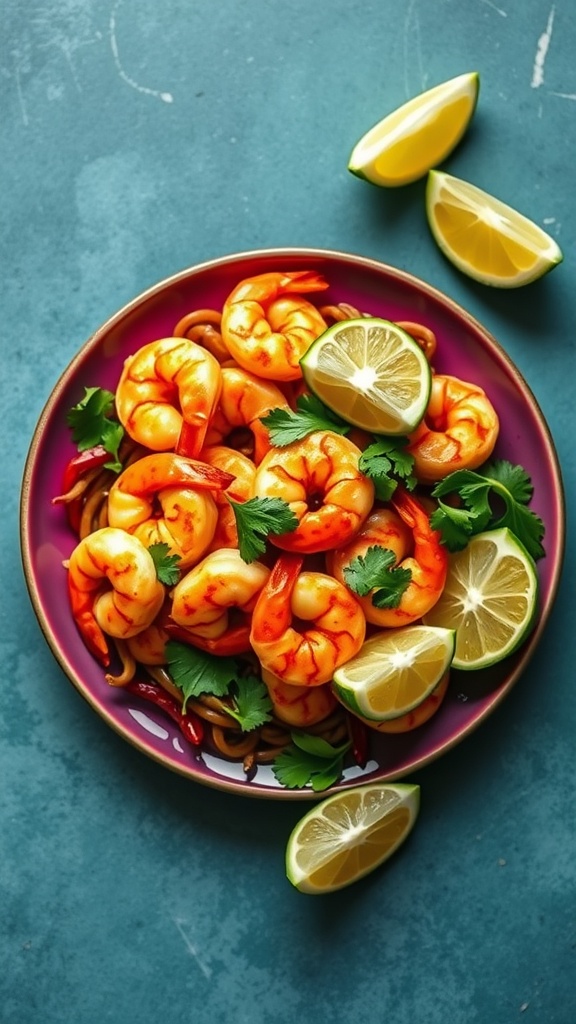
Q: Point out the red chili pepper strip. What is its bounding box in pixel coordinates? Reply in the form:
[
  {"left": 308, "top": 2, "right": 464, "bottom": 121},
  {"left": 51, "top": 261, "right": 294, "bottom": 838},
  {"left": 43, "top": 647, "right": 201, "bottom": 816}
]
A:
[
  {"left": 125, "top": 679, "right": 204, "bottom": 747},
  {"left": 57, "top": 446, "right": 112, "bottom": 533},
  {"left": 61, "top": 445, "right": 110, "bottom": 492},
  {"left": 164, "top": 619, "right": 252, "bottom": 656},
  {"left": 346, "top": 712, "right": 369, "bottom": 768}
]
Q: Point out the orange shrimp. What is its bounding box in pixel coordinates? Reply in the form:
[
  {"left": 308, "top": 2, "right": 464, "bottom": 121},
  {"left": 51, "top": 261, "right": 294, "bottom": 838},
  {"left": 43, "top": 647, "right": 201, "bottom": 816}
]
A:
[
  {"left": 203, "top": 364, "right": 290, "bottom": 463},
  {"left": 66, "top": 527, "right": 165, "bottom": 667},
  {"left": 407, "top": 373, "right": 499, "bottom": 483},
  {"left": 249, "top": 553, "right": 366, "bottom": 686},
  {"left": 115, "top": 336, "right": 222, "bottom": 456},
  {"left": 330, "top": 488, "right": 448, "bottom": 628},
  {"left": 260, "top": 668, "right": 338, "bottom": 728},
  {"left": 220, "top": 271, "right": 329, "bottom": 381},
  {"left": 107, "top": 452, "right": 234, "bottom": 571},
  {"left": 170, "top": 548, "right": 270, "bottom": 656},
  {"left": 200, "top": 446, "right": 256, "bottom": 552},
  {"left": 251, "top": 430, "right": 375, "bottom": 554}
]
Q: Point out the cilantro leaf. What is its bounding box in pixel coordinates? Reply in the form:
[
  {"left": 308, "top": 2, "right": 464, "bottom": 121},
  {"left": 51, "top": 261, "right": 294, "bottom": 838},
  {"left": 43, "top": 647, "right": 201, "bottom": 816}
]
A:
[
  {"left": 430, "top": 460, "right": 545, "bottom": 560},
  {"left": 165, "top": 641, "right": 237, "bottom": 711},
  {"left": 343, "top": 545, "right": 412, "bottom": 609},
  {"left": 272, "top": 733, "right": 351, "bottom": 792},
  {"left": 67, "top": 387, "right": 124, "bottom": 472},
  {"left": 359, "top": 437, "right": 417, "bottom": 500},
  {"left": 224, "top": 675, "right": 273, "bottom": 732},
  {"left": 147, "top": 543, "right": 182, "bottom": 586},
  {"left": 260, "top": 393, "right": 350, "bottom": 447},
  {"left": 229, "top": 496, "right": 299, "bottom": 562}
]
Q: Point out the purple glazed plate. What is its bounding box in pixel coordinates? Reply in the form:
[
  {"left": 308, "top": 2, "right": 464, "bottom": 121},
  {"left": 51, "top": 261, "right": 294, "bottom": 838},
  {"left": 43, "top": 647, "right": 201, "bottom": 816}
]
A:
[{"left": 20, "top": 248, "right": 566, "bottom": 800}]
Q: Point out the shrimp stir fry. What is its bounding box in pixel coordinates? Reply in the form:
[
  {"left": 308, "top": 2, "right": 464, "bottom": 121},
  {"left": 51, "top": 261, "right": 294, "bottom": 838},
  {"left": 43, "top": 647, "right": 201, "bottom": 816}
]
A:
[{"left": 59, "top": 267, "right": 505, "bottom": 774}]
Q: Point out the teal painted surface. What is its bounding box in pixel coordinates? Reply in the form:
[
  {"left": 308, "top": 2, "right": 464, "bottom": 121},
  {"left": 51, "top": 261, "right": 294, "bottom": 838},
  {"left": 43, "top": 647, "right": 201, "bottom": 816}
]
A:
[{"left": 2, "top": 2, "right": 575, "bottom": 1022}]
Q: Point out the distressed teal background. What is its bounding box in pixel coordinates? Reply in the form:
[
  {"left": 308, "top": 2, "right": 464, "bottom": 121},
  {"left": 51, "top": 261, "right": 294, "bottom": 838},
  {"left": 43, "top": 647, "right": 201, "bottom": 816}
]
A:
[{"left": 2, "top": 1, "right": 575, "bottom": 1022}]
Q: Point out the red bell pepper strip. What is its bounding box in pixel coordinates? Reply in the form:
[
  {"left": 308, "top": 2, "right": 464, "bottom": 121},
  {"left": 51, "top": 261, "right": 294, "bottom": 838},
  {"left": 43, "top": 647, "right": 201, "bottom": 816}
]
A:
[
  {"left": 57, "top": 445, "right": 112, "bottom": 533},
  {"left": 125, "top": 679, "right": 204, "bottom": 747},
  {"left": 346, "top": 712, "right": 369, "bottom": 768}
]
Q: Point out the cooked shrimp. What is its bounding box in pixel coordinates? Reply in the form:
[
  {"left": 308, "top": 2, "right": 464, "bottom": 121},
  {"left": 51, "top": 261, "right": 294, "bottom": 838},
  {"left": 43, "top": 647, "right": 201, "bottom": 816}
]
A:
[
  {"left": 250, "top": 553, "right": 366, "bottom": 686},
  {"left": 221, "top": 271, "right": 329, "bottom": 381},
  {"left": 203, "top": 365, "right": 290, "bottom": 463},
  {"left": 251, "top": 430, "right": 375, "bottom": 554},
  {"left": 170, "top": 548, "right": 270, "bottom": 656},
  {"left": 66, "top": 527, "right": 165, "bottom": 667},
  {"left": 200, "top": 446, "right": 256, "bottom": 552},
  {"left": 107, "top": 452, "right": 234, "bottom": 571},
  {"left": 115, "top": 336, "right": 222, "bottom": 456},
  {"left": 330, "top": 488, "right": 448, "bottom": 628},
  {"left": 260, "top": 668, "right": 338, "bottom": 727},
  {"left": 407, "top": 373, "right": 499, "bottom": 483}
]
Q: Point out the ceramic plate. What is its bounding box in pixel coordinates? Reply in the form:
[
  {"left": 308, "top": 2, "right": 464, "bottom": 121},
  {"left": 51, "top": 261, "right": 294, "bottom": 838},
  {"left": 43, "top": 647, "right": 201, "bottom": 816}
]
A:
[{"left": 20, "top": 248, "right": 565, "bottom": 799}]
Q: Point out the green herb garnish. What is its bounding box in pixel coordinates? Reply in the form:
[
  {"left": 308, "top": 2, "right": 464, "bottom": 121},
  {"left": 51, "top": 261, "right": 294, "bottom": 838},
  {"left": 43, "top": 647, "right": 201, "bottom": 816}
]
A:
[
  {"left": 67, "top": 386, "right": 124, "bottom": 472},
  {"left": 358, "top": 437, "right": 417, "bottom": 500},
  {"left": 229, "top": 496, "right": 299, "bottom": 563},
  {"left": 430, "top": 459, "right": 545, "bottom": 560},
  {"left": 272, "top": 732, "right": 351, "bottom": 792},
  {"left": 147, "top": 543, "right": 182, "bottom": 586},
  {"left": 343, "top": 545, "right": 412, "bottom": 609},
  {"left": 261, "top": 393, "right": 350, "bottom": 447}
]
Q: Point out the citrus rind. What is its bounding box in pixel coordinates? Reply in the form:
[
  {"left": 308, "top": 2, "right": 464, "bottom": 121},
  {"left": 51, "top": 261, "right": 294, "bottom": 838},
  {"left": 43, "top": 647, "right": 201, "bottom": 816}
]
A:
[
  {"left": 300, "top": 317, "right": 432, "bottom": 435},
  {"left": 426, "top": 170, "right": 564, "bottom": 288},
  {"left": 286, "top": 782, "right": 420, "bottom": 894},
  {"left": 332, "top": 625, "right": 456, "bottom": 721},
  {"left": 348, "top": 72, "right": 480, "bottom": 187},
  {"left": 423, "top": 528, "right": 539, "bottom": 670}
]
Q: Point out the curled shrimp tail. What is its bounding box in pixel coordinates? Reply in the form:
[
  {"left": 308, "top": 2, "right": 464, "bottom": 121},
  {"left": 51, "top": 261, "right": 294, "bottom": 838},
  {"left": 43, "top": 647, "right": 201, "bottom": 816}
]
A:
[
  {"left": 250, "top": 553, "right": 304, "bottom": 645},
  {"left": 67, "top": 582, "right": 110, "bottom": 666}
]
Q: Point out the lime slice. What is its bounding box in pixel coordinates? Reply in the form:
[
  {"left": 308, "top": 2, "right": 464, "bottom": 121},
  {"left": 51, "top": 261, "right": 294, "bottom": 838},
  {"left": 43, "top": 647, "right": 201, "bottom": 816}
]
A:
[
  {"left": 286, "top": 783, "right": 420, "bottom": 894},
  {"left": 422, "top": 528, "right": 539, "bottom": 670},
  {"left": 332, "top": 625, "right": 455, "bottom": 721},
  {"left": 348, "top": 72, "right": 479, "bottom": 187},
  {"left": 300, "top": 318, "right": 432, "bottom": 434},
  {"left": 426, "top": 170, "right": 563, "bottom": 287}
]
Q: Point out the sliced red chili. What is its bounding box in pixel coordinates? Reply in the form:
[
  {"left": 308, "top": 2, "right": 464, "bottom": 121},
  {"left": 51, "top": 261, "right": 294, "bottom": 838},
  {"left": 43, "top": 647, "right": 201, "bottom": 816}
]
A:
[{"left": 125, "top": 679, "right": 204, "bottom": 747}]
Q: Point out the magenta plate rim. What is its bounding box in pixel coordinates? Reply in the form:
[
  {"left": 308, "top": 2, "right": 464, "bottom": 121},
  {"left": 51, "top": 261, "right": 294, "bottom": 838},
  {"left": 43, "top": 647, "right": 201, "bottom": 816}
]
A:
[{"left": 19, "top": 247, "right": 566, "bottom": 800}]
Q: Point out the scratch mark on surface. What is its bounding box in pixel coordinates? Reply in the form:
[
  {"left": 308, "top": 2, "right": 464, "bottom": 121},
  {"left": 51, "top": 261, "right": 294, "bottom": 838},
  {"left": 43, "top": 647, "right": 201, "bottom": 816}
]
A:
[
  {"left": 110, "top": 0, "right": 173, "bottom": 103},
  {"left": 550, "top": 90, "right": 576, "bottom": 100},
  {"left": 403, "top": 0, "right": 425, "bottom": 96},
  {"left": 172, "top": 917, "right": 213, "bottom": 977},
  {"left": 531, "top": 6, "right": 555, "bottom": 88},
  {"left": 13, "top": 51, "right": 29, "bottom": 126},
  {"left": 479, "top": 0, "right": 507, "bottom": 16}
]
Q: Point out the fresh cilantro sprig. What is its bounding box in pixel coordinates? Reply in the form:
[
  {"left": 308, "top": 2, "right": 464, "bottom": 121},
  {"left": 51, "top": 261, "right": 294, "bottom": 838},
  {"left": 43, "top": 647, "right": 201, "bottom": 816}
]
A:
[
  {"left": 67, "top": 386, "right": 124, "bottom": 473},
  {"left": 225, "top": 675, "right": 273, "bottom": 733},
  {"left": 229, "top": 496, "right": 299, "bottom": 562},
  {"left": 260, "top": 393, "right": 350, "bottom": 447},
  {"left": 165, "top": 641, "right": 237, "bottom": 711},
  {"left": 272, "top": 732, "right": 351, "bottom": 792},
  {"left": 430, "top": 459, "right": 545, "bottom": 560},
  {"left": 358, "top": 437, "right": 417, "bottom": 500},
  {"left": 147, "top": 543, "right": 182, "bottom": 586},
  {"left": 343, "top": 545, "right": 412, "bottom": 609},
  {"left": 165, "top": 643, "right": 272, "bottom": 731}
]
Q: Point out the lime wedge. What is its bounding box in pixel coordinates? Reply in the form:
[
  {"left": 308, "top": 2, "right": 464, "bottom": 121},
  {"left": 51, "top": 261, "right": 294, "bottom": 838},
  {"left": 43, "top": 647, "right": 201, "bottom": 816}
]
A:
[
  {"left": 286, "top": 783, "right": 420, "bottom": 894},
  {"left": 300, "top": 318, "right": 432, "bottom": 434},
  {"left": 423, "top": 528, "right": 539, "bottom": 669},
  {"left": 332, "top": 625, "right": 455, "bottom": 721},
  {"left": 348, "top": 72, "right": 479, "bottom": 187},
  {"left": 426, "top": 170, "right": 563, "bottom": 287}
]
